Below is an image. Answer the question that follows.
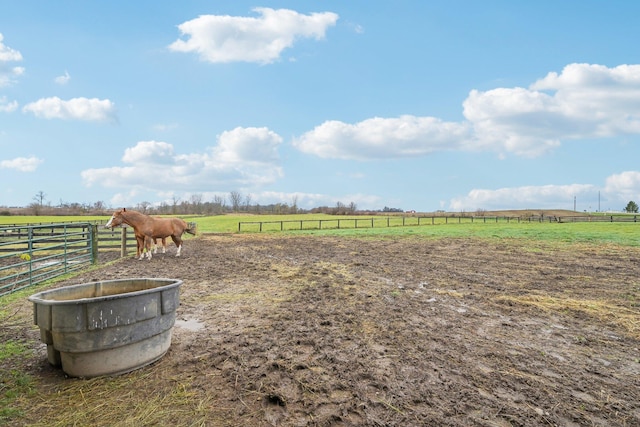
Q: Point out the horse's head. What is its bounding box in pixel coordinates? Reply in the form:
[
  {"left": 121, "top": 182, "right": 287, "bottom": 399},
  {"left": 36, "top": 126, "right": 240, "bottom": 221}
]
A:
[{"left": 105, "top": 208, "right": 126, "bottom": 229}]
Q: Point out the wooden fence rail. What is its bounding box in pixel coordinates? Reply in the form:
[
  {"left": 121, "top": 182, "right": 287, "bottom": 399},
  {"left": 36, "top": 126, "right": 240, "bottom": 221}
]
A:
[{"left": 238, "top": 214, "right": 639, "bottom": 232}]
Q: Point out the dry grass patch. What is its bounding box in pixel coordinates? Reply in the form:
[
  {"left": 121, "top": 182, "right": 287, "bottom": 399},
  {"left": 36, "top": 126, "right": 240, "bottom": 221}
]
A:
[
  {"left": 497, "top": 293, "right": 640, "bottom": 339},
  {"left": 19, "top": 363, "right": 219, "bottom": 427}
]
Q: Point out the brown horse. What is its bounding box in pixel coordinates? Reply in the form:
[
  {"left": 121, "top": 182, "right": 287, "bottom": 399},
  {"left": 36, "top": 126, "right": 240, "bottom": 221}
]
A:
[{"left": 105, "top": 208, "right": 196, "bottom": 260}]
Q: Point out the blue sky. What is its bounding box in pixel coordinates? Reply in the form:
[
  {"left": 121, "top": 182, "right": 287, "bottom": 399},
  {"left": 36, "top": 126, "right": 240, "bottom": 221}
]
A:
[{"left": 1, "top": 1, "right": 639, "bottom": 212}]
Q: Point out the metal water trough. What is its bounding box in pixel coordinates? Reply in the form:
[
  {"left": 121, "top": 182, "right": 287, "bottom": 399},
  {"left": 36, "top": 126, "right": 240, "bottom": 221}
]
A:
[{"left": 28, "top": 278, "right": 182, "bottom": 378}]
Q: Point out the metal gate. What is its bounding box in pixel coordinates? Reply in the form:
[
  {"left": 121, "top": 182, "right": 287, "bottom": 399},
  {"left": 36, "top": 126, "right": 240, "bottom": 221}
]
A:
[{"left": 0, "top": 222, "right": 97, "bottom": 297}]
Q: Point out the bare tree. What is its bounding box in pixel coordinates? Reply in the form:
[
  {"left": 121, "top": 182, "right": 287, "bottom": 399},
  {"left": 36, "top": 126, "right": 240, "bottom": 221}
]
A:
[
  {"left": 171, "top": 196, "right": 180, "bottom": 214},
  {"left": 137, "top": 201, "right": 151, "bottom": 213},
  {"left": 33, "top": 190, "right": 46, "bottom": 207},
  {"left": 31, "top": 191, "right": 46, "bottom": 215},
  {"left": 93, "top": 201, "right": 106, "bottom": 212},
  {"left": 212, "top": 195, "right": 226, "bottom": 214},
  {"left": 229, "top": 191, "right": 242, "bottom": 212},
  {"left": 244, "top": 194, "right": 252, "bottom": 212},
  {"left": 291, "top": 195, "right": 298, "bottom": 214},
  {"left": 190, "top": 193, "right": 203, "bottom": 214}
]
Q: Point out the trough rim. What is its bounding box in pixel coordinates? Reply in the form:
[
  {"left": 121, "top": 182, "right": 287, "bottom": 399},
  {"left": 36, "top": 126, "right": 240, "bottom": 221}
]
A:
[{"left": 27, "top": 277, "right": 183, "bottom": 305}]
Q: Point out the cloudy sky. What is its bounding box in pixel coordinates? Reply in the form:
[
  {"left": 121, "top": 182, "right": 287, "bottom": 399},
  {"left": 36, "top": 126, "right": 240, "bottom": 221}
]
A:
[{"left": 1, "top": 1, "right": 640, "bottom": 212}]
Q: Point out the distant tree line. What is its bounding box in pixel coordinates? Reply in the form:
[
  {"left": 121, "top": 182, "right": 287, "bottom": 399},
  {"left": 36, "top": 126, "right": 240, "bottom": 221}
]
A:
[{"left": 0, "top": 190, "right": 407, "bottom": 217}]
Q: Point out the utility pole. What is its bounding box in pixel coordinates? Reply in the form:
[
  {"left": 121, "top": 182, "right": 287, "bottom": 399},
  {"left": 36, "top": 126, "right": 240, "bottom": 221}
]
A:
[{"left": 574, "top": 196, "right": 576, "bottom": 211}]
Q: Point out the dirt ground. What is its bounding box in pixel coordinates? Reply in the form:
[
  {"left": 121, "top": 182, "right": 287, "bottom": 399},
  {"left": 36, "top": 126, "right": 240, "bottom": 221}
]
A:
[{"left": 5, "top": 233, "right": 640, "bottom": 426}]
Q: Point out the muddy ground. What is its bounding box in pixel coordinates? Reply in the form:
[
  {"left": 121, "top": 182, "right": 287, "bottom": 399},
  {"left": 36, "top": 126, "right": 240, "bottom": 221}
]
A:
[{"left": 5, "top": 233, "right": 640, "bottom": 426}]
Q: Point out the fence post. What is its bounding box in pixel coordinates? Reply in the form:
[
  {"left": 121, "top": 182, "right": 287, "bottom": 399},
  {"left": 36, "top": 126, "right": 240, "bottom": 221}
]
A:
[
  {"left": 90, "top": 224, "right": 98, "bottom": 264},
  {"left": 120, "top": 227, "right": 128, "bottom": 258},
  {"left": 28, "top": 226, "right": 33, "bottom": 253}
]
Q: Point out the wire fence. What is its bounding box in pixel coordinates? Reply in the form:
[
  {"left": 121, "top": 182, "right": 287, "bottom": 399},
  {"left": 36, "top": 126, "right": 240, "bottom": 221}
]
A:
[{"left": 238, "top": 214, "right": 639, "bottom": 232}]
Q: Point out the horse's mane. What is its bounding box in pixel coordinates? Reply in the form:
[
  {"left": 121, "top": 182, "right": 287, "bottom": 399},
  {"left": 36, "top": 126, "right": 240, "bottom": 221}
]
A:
[{"left": 122, "top": 209, "right": 148, "bottom": 220}]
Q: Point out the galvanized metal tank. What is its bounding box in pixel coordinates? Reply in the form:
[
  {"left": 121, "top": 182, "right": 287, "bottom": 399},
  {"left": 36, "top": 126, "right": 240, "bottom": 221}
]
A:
[{"left": 28, "top": 278, "right": 182, "bottom": 378}]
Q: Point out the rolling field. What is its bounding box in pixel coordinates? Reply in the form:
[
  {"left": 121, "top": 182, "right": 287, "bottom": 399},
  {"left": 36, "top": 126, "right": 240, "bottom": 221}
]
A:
[{"left": 1, "top": 212, "right": 639, "bottom": 426}]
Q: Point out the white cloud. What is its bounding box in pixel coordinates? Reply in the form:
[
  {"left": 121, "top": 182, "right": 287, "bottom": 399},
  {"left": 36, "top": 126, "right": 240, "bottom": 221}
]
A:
[
  {"left": 249, "top": 191, "right": 380, "bottom": 210},
  {"left": 0, "top": 33, "right": 23, "bottom": 87},
  {"left": 0, "top": 33, "right": 22, "bottom": 62},
  {"left": 0, "top": 66, "right": 24, "bottom": 88},
  {"left": 449, "top": 184, "right": 596, "bottom": 212},
  {"left": 293, "top": 115, "right": 472, "bottom": 160},
  {"left": 152, "top": 123, "right": 178, "bottom": 132},
  {"left": 462, "top": 88, "right": 563, "bottom": 157},
  {"left": 295, "top": 63, "right": 640, "bottom": 160},
  {"left": 447, "top": 171, "right": 640, "bottom": 212},
  {"left": 54, "top": 71, "right": 70, "bottom": 85},
  {"left": 0, "top": 96, "right": 18, "bottom": 112},
  {"left": 122, "top": 140, "right": 175, "bottom": 164},
  {"left": 604, "top": 171, "right": 640, "bottom": 201},
  {"left": 464, "top": 63, "right": 640, "bottom": 157},
  {"left": 0, "top": 156, "right": 43, "bottom": 172},
  {"left": 214, "top": 126, "right": 282, "bottom": 163},
  {"left": 81, "top": 127, "right": 284, "bottom": 197},
  {"left": 168, "top": 7, "right": 338, "bottom": 64},
  {"left": 22, "top": 96, "right": 117, "bottom": 122}
]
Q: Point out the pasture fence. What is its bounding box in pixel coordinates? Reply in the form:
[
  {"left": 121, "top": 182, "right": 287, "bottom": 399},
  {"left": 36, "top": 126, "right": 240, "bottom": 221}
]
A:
[
  {"left": 0, "top": 220, "right": 200, "bottom": 296},
  {"left": 237, "top": 214, "right": 639, "bottom": 232},
  {"left": 0, "top": 222, "right": 141, "bottom": 297},
  {"left": 0, "top": 223, "right": 98, "bottom": 297}
]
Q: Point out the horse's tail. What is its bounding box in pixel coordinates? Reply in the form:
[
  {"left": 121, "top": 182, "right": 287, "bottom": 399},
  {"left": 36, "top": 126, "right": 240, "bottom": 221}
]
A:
[{"left": 185, "top": 221, "right": 197, "bottom": 235}]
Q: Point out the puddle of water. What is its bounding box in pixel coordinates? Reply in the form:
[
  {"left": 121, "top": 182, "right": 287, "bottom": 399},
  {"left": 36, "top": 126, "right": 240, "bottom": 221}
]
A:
[{"left": 175, "top": 318, "right": 204, "bottom": 331}]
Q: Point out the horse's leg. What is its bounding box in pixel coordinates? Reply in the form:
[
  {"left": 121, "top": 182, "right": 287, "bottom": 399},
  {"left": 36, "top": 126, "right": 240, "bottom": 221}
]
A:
[
  {"left": 136, "top": 235, "right": 144, "bottom": 260},
  {"left": 153, "top": 238, "right": 158, "bottom": 254},
  {"left": 135, "top": 234, "right": 149, "bottom": 260},
  {"left": 139, "top": 238, "right": 146, "bottom": 260},
  {"left": 170, "top": 235, "right": 182, "bottom": 257},
  {"left": 162, "top": 237, "right": 167, "bottom": 254},
  {"left": 144, "top": 236, "right": 153, "bottom": 260}
]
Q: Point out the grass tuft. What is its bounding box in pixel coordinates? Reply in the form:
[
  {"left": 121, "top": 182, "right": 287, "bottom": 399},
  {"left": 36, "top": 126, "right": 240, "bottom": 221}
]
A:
[{"left": 497, "top": 293, "right": 640, "bottom": 339}]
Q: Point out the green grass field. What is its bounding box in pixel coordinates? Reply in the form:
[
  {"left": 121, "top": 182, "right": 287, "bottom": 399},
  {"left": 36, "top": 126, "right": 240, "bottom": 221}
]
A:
[
  {"left": 1, "top": 213, "right": 638, "bottom": 247},
  {"left": 0, "top": 212, "right": 638, "bottom": 425}
]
